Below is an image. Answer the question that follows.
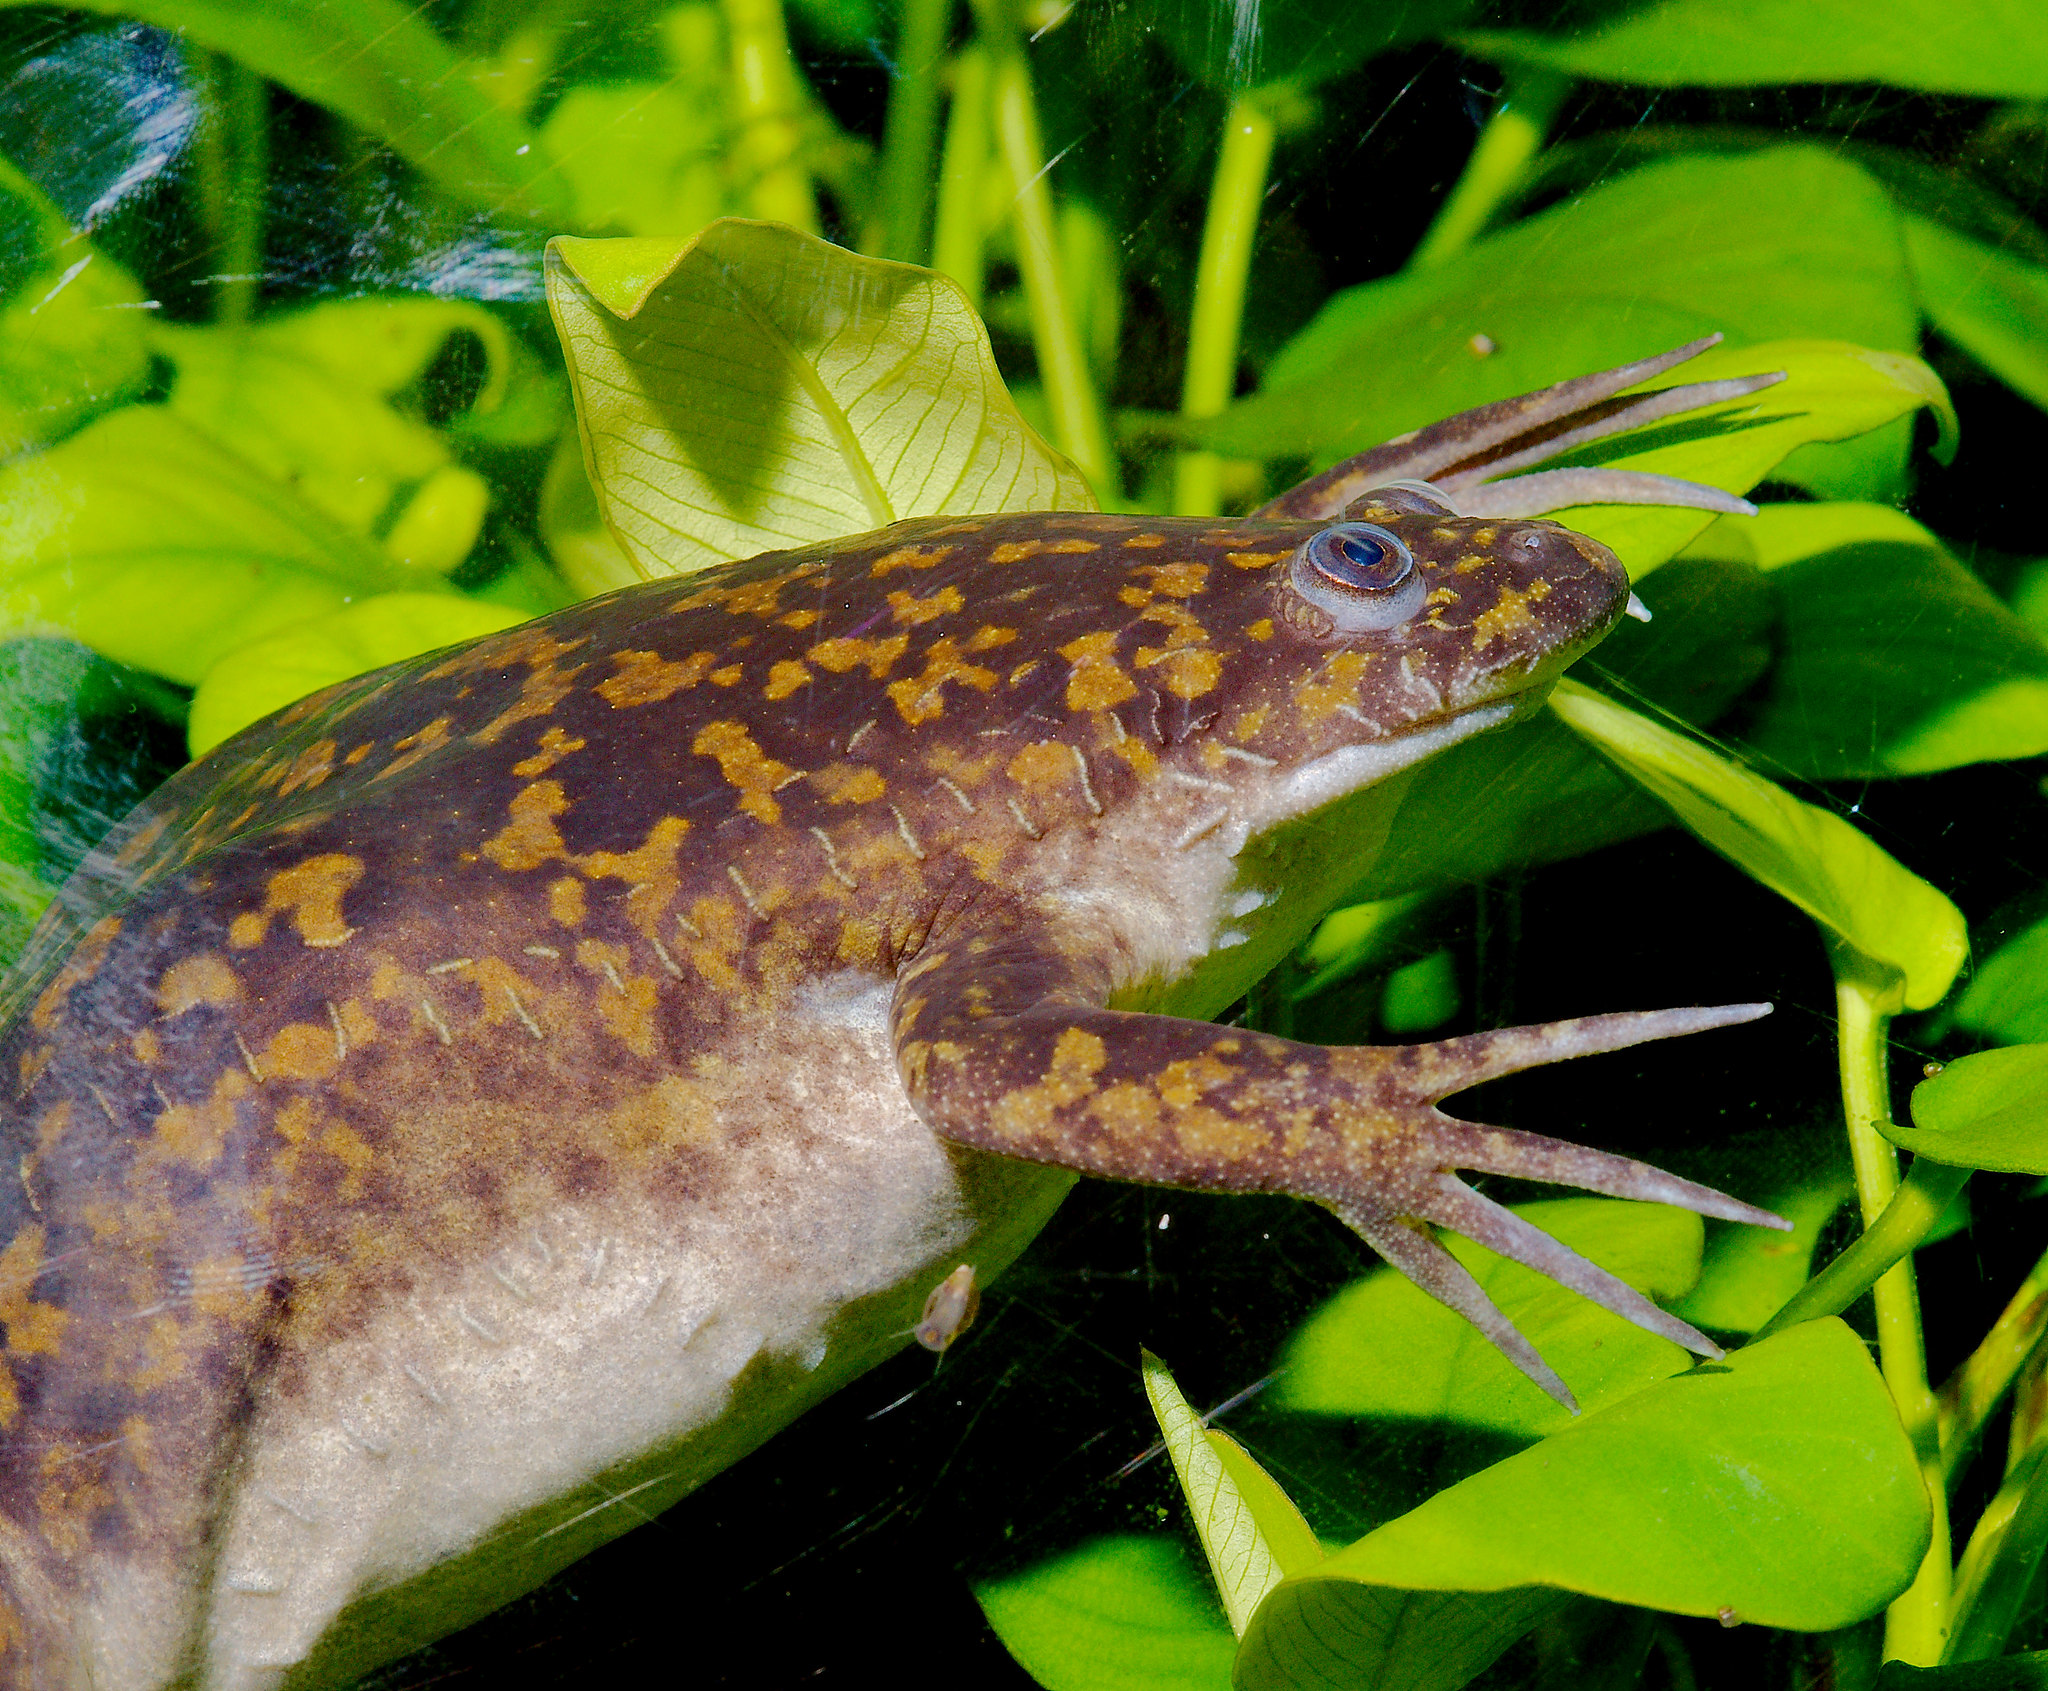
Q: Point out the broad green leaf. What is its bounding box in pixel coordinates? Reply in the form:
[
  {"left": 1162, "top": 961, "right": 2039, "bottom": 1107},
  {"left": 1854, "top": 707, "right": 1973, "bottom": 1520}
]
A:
[
  {"left": 188, "top": 593, "right": 527, "bottom": 755},
  {"left": 1204, "top": 148, "right": 1923, "bottom": 529},
  {"left": 1236, "top": 1582, "right": 1569, "bottom": 1691},
  {"left": 1146, "top": 1350, "right": 1287, "bottom": 1637},
  {"left": 974, "top": 1535, "right": 1236, "bottom": 1691},
  {"left": 1905, "top": 214, "right": 2048, "bottom": 413},
  {"left": 1957, "top": 919, "right": 2048, "bottom": 1047},
  {"left": 0, "top": 156, "right": 149, "bottom": 457},
  {"left": 1293, "top": 895, "right": 1428, "bottom": 1003},
  {"left": 1884, "top": 1048, "right": 2048, "bottom": 1173},
  {"left": 1275, "top": 1199, "right": 1702, "bottom": 1439},
  {"left": 1463, "top": 0, "right": 2048, "bottom": 97},
  {"left": 0, "top": 0, "right": 567, "bottom": 219},
  {"left": 546, "top": 219, "right": 1095, "bottom": 579},
  {"left": 1678, "top": 504, "right": 2048, "bottom": 776},
  {"left": 1270, "top": 1321, "right": 1927, "bottom": 1632},
  {"left": 1550, "top": 681, "right": 1967, "bottom": 1009},
  {"left": 158, "top": 298, "right": 515, "bottom": 546},
  {"left": 0, "top": 406, "right": 416, "bottom": 685}
]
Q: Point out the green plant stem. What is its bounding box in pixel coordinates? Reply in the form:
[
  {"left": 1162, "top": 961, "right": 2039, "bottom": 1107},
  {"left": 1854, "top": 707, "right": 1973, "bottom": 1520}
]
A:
[
  {"left": 1754, "top": 1158, "right": 1969, "bottom": 1343},
  {"left": 987, "top": 35, "right": 1115, "bottom": 499},
  {"left": 196, "top": 51, "right": 267, "bottom": 324},
  {"left": 874, "top": 0, "right": 950, "bottom": 262},
  {"left": 724, "top": 0, "right": 819, "bottom": 232},
  {"left": 1834, "top": 959, "right": 1950, "bottom": 1664},
  {"left": 1939, "top": 1245, "right": 2048, "bottom": 1482},
  {"left": 1945, "top": 1442, "right": 2048, "bottom": 1662},
  {"left": 1408, "top": 66, "right": 1570, "bottom": 270},
  {"left": 931, "top": 43, "right": 992, "bottom": 309},
  {"left": 1173, "top": 90, "right": 1276, "bottom": 517}
]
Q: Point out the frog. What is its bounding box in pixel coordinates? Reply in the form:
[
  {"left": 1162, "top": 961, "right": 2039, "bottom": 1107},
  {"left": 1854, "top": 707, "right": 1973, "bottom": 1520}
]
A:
[{"left": 0, "top": 335, "right": 1791, "bottom": 1688}]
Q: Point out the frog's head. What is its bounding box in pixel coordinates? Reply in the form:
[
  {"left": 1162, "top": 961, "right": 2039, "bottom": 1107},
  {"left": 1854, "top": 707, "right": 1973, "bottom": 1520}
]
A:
[{"left": 1087, "top": 480, "right": 1631, "bottom": 858}]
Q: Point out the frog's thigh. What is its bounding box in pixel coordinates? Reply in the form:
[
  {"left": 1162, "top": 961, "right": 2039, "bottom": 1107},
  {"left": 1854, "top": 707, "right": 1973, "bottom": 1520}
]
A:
[{"left": 199, "top": 972, "right": 975, "bottom": 1687}]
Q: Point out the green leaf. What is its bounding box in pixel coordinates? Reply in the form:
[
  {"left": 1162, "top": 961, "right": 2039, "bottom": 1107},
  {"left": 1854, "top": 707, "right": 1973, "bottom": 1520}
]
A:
[
  {"left": 1905, "top": 214, "right": 2048, "bottom": 413},
  {"left": 158, "top": 297, "right": 514, "bottom": 548},
  {"left": 0, "top": 406, "right": 416, "bottom": 685},
  {"left": 1879, "top": 1654, "right": 2048, "bottom": 1689},
  {"left": 0, "top": 0, "right": 567, "bottom": 219},
  {"left": 188, "top": 592, "right": 527, "bottom": 755},
  {"left": 1145, "top": 1350, "right": 1288, "bottom": 1637},
  {"left": 1884, "top": 1048, "right": 2048, "bottom": 1173},
  {"left": 1206, "top": 148, "right": 1925, "bottom": 531},
  {"left": 1678, "top": 503, "right": 2048, "bottom": 777},
  {"left": 546, "top": 219, "right": 1094, "bottom": 579},
  {"left": 1260, "top": 1322, "right": 1927, "bottom": 1635},
  {"left": 1274, "top": 1199, "right": 1702, "bottom": 1439},
  {"left": 974, "top": 1535, "right": 1237, "bottom": 1691},
  {"left": 1207, "top": 1432, "right": 1325, "bottom": 1580},
  {"left": 1462, "top": 0, "right": 2048, "bottom": 97},
  {"left": 0, "top": 156, "right": 150, "bottom": 457},
  {"left": 1550, "top": 681, "right": 1967, "bottom": 1010},
  {"left": 1957, "top": 919, "right": 2048, "bottom": 1047}
]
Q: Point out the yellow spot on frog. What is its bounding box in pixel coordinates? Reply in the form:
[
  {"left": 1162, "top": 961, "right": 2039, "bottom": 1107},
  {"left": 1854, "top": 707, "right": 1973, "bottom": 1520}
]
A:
[
  {"left": 1058, "top": 631, "right": 1138, "bottom": 712},
  {"left": 778, "top": 608, "right": 820, "bottom": 630},
  {"left": 261, "top": 1022, "right": 342, "bottom": 1082},
  {"left": 765, "top": 660, "right": 812, "bottom": 700},
  {"left": 1046, "top": 537, "right": 1102, "bottom": 553},
  {"left": 599, "top": 650, "right": 715, "bottom": 707},
  {"left": 1122, "top": 533, "right": 1167, "bottom": 548},
  {"left": 155, "top": 954, "right": 245, "bottom": 1016},
  {"left": 710, "top": 664, "right": 744, "bottom": 687},
  {"left": 550, "top": 877, "right": 587, "bottom": 927},
  {"left": 483, "top": 781, "right": 570, "bottom": 872},
  {"left": 1226, "top": 550, "right": 1287, "bottom": 570},
  {"left": 808, "top": 633, "right": 910, "bottom": 679},
  {"left": 967, "top": 625, "right": 1018, "bottom": 654},
  {"left": 1471, "top": 579, "right": 1554, "bottom": 651},
  {"left": 513, "top": 725, "right": 587, "bottom": 778},
  {"left": 886, "top": 638, "right": 998, "bottom": 726},
  {"left": 229, "top": 854, "right": 365, "bottom": 950},
  {"left": 0, "top": 1225, "right": 66, "bottom": 1365},
  {"left": 1296, "top": 652, "right": 1375, "bottom": 724},
  {"left": 277, "top": 738, "right": 338, "bottom": 797},
  {"left": 989, "top": 540, "right": 1043, "bottom": 564},
  {"left": 1247, "top": 618, "right": 1274, "bottom": 642},
  {"left": 375, "top": 715, "right": 453, "bottom": 781},
  {"left": 869, "top": 543, "right": 956, "bottom": 578},
  {"left": 692, "top": 721, "right": 795, "bottom": 824},
  {"left": 814, "top": 764, "right": 886, "bottom": 804},
  {"left": 1132, "top": 561, "right": 1209, "bottom": 599},
  {"left": 152, "top": 1068, "right": 251, "bottom": 1169},
  {"left": 889, "top": 585, "right": 964, "bottom": 625},
  {"left": 988, "top": 1026, "right": 1107, "bottom": 1145}
]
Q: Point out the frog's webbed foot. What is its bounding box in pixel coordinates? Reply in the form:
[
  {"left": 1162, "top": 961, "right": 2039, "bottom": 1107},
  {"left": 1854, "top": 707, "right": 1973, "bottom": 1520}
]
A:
[
  {"left": 1335, "top": 1002, "right": 1790, "bottom": 1410},
  {"left": 1260, "top": 333, "right": 1786, "bottom": 524}
]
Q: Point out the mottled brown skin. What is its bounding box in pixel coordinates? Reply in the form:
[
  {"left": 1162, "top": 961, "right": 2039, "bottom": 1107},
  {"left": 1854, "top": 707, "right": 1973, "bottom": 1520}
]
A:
[{"left": 0, "top": 491, "right": 1771, "bottom": 1685}]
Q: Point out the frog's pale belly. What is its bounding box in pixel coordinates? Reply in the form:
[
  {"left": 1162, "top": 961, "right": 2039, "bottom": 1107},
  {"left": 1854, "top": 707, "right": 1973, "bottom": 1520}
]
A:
[{"left": 73, "top": 974, "right": 1070, "bottom": 1691}]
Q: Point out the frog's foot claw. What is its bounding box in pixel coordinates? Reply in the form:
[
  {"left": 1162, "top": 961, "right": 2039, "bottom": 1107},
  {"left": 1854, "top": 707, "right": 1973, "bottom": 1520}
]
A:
[
  {"left": 1412, "top": 1002, "right": 1775, "bottom": 1098},
  {"left": 1414, "top": 1172, "right": 1723, "bottom": 1361},
  {"left": 1334, "top": 1200, "right": 1578, "bottom": 1412},
  {"left": 1260, "top": 332, "right": 1787, "bottom": 524},
  {"left": 1453, "top": 466, "right": 1758, "bottom": 520}
]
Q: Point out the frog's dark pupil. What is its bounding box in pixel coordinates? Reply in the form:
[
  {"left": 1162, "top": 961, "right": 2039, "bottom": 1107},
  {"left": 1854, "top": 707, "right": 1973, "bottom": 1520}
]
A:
[{"left": 1337, "top": 535, "right": 1384, "bottom": 572}]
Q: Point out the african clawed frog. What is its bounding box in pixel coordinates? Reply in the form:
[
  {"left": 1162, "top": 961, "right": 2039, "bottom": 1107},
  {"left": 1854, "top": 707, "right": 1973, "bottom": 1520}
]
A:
[{"left": 0, "top": 337, "right": 1788, "bottom": 1686}]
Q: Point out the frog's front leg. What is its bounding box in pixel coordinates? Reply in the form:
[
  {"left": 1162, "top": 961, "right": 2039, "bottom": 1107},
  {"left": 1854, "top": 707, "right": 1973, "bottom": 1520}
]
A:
[{"left": 893, "top": 923, "right": 1786, "bottom": 1410}]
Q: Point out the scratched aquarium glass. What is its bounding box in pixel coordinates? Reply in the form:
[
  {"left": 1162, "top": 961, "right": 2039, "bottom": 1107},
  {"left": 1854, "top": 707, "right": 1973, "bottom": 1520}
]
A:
[{"left": 3, "top": 0, "right": 2048, "bottom": 1685}]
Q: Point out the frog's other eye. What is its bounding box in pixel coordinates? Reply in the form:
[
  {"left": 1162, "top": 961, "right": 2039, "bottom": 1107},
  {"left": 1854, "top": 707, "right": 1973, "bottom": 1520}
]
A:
[
  {"left": 1291, "top": 522, "right": 1430, "bottom": 631},
  {"left": 1344, "top": 479, "right": 1460, "bottom": 519}
]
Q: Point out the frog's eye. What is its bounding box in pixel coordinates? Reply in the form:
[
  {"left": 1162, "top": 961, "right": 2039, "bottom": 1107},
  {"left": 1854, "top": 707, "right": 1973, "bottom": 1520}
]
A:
[{"left": 1291, "top": 522, "right": 1429, "bottom": 631}]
